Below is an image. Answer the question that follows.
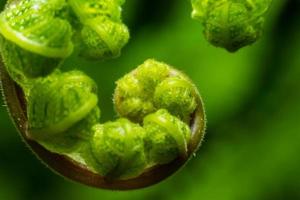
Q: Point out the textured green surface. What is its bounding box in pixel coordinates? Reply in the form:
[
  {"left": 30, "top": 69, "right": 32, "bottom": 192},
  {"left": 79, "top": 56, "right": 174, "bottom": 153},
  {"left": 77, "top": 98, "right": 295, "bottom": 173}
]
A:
[
  {"left": 191, "top": 0, "right": 273, "bottom": 51},
  {"left": 23, "top": 58, "right": 202, "bottom": 179},
  {"left": 27, "top": 70, "right": 100, "bottom": 153},
  {"left": 0, "top": 0, "right": 73, "bottom": 57},
  {"left": 114, "top": 59, "right": 198, "bottom": 123},
  {"left": 0, "top": 0, "right": 300, "bottom": 199},
  {"left": 0, "top": 0, "right": 129, "bottom": 83},
  {"left": 0, "top": 34, "right": 62, "bottom": 85},
  {"left": 0, "top": 1, "right": 204, "bottom": 180},
  {"left": 154, "top": 77, "right": 197, "bottom": 122},
  {"left": 143, "top": 109, "right": 191, "bottom": 165},
  {"left": 69, "top": 0, "right": 129, "bottom": 59},
  {"left": 90, "top": 119, "right": 147, "bottom": 179}
]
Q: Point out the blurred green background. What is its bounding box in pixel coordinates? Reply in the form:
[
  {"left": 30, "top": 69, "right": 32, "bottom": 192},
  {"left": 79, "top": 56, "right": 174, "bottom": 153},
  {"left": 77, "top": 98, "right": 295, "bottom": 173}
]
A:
[{"left": 1, "top": 0, "right": 300, "bottom": 199}]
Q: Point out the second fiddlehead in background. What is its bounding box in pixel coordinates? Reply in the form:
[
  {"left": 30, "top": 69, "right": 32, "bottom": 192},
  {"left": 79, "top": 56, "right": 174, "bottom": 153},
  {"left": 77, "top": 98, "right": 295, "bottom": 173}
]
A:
[{"left": 191, "top": 0, "right": 273, "bottom": 52}]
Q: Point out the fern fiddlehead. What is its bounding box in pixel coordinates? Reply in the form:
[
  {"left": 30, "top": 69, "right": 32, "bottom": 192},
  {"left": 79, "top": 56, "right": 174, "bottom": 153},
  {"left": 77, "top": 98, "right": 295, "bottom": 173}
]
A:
[
  {"left": 0, "top": 0, "right": 206, "bottom": 189},
  {"left": 25, "top": 59, "right": 205, "bottom": 180},
  {"left": 191, "top": 0, "right": 273, "bottom": 52}
]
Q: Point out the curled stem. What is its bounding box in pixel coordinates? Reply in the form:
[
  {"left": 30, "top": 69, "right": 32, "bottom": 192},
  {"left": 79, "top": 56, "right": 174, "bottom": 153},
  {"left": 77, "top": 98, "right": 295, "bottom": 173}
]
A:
[
  {"left": 0, "top": 0, "right": 206, "bottom": 190},
  {"left": 0, "top": 57, "right": 206, "bottom": 189}
]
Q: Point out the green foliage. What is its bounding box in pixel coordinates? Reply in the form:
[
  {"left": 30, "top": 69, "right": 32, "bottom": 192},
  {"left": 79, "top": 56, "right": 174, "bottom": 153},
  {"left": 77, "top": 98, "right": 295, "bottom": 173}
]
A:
[
  {"left": 23, "top": 59, "right": 203, "bottom": 179},
  {"left": 114, "top": 59, "right": 170, "bottom": 122},
  {"left": 0, "top": 0, "right": 72, "bottom": 83},
  {"left": 0, "top": 0, "right": 205, "bottom": 179},
  {"left": 0, "top": 0, "right": 73, "bottom": 57},
  {"left": 0, "top": 35, "right": 62, "bottom": 85},
  {"left": 69, "top": 0, "right": 129, "bottom": 59},
  {"left": 27, "top": 70, "right": 100, "bottom": 153},
  {"left": 0, "top": 0, "right": 299, "bottom": 199},
  {"left": 114, "top": 59, "right": 199, "bottom": 123},
  {"left": 143, "top": 109, "right": 191, "bottom": 165},
  {"left": 0, "top": 0, "right": 129, "bottom": 84},
  {"left": 192, "top": 0, "right": 273, "bottom": 51},
  {"left": 154, "top": 76, "right": 197, "bottom": 122},
  {"left": 89, "top": 119, "right": 147, "bottom": 179}
]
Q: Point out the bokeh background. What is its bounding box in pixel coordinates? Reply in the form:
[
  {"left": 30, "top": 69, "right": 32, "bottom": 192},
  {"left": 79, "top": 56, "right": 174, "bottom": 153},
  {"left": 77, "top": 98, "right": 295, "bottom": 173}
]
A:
[{"left": 1, "top": 0, "right": 300, "bottom": 199}]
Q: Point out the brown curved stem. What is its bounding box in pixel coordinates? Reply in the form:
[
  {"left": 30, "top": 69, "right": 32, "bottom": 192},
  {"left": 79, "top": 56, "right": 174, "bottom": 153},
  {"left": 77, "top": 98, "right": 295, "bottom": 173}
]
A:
[{"left": 0, "top": 58, "right": 206, "bottom": 190}]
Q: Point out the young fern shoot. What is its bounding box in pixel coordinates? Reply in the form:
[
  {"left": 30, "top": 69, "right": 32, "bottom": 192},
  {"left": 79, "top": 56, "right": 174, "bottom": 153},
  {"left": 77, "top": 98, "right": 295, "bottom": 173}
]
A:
[
  {"left": 24, "top": 60, "right": 205, "bottom": 181},
  {"left": 0, "top": 0, "right": 206, "bottom": 189},
  {"left": 191, "top": 0, "right": 273, "bottom": 52}
]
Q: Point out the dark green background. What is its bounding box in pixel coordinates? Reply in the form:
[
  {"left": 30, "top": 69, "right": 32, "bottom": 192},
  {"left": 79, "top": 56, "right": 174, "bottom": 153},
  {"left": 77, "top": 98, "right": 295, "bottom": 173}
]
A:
[{"left": 1, "top": 0, "right": 300, "bottom": 199}]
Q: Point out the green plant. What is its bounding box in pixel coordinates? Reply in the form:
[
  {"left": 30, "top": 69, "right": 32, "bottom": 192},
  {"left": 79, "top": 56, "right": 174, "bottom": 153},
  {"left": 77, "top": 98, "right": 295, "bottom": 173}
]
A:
[
  {"left": 0, "top": 0, "right": 205, "bottom": 189},
  {"left": 191, "top": 0, "right": 273, "bottom": 52}
]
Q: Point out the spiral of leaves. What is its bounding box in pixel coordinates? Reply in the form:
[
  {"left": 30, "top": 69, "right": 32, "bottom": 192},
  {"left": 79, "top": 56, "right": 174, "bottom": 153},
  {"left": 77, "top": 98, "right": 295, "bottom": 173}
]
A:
[
  {"left": 24, "top": 59, "right": 203, "bottom": 179},
  {"left": 0, "top": 1, "right": 206, "bottom": 181}
]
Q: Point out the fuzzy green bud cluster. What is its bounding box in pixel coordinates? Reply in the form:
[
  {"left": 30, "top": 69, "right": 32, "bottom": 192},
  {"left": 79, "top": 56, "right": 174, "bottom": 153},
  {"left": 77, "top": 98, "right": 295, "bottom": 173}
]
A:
[
  {"left": 88, "top": 119, "right": 147, "bottom": 179},
  {"left": 0, "top": 1, "right": 205, "bottom": 182},
  {"left": 23, "top": 59, "right": 202, "bottom": 180},
  {"left": 85, "top": 109, "right": 191, "bottom": 179},
  {"left": 114, "top": 59, "right": 198, "bottom": 123},
  {"left": 191, "top": 0, "right": 273, "bottom": 52},
  {"left": 114, "top": 59, "right": 170, "bottom": 122},
  {"left": 0, "top": 0, "right": 129, "bottom": 85},
  {"left": 69, "top": 0, "right": 129, "bottom": 59}
]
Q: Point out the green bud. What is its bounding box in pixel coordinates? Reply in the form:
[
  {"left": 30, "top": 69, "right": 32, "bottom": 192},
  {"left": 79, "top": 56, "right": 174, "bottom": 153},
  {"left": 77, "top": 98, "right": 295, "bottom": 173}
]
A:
[
  {"left": 154, "top": 76, "right": 198, "bottom": 122},
  {"left": 27, "top": 70, "right": 100, "bottom": 153},
  {"left": 134, "top": 59, "right": 171, "bottom": 91},
  {"left": 0, "top": 0, "right": 73, "bottom": 83},
  {"left": 114, "top": 59, "right": 201, "bottom": 124},
  {"left": 114, "top": 73, "right": 155, "bottom": 123},
  {"left": 89, "top": 119, "right": 147, "bottom": 179},
  {"left": 68, "top": 0, "right": 122, "bottom": 21},
  {"left": 80, "top": 17, "right": 129, "bottom": 59},
  {"left": 191, "top": 0, "right": 272, "bottom": 52},
  {"left": 69, "top": 0, "right": 129, "bottom": 59},
  {"left": 114, "top": 59, "right": 170, "bottom": 122},
  {"left": 143, "top": 109, "right": 191, "bottom": 166}
]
